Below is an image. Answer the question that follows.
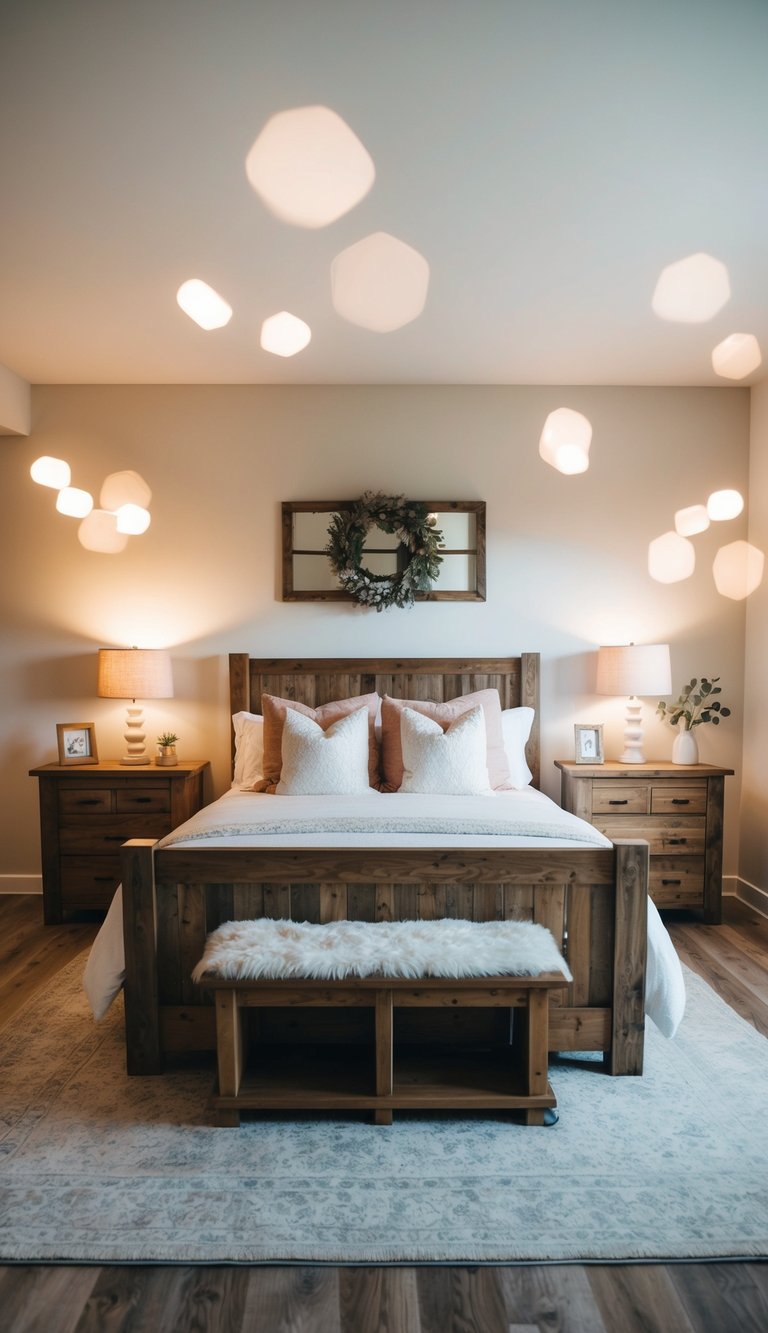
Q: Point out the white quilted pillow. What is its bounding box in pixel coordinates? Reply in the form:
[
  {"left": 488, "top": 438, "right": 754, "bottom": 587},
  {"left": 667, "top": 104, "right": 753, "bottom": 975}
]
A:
[
  {"left": 399, "top": 705, "right": 492, "bottom": 795},
  {"left": 276, "top": 704, "right": 371, "bottom": 795}
]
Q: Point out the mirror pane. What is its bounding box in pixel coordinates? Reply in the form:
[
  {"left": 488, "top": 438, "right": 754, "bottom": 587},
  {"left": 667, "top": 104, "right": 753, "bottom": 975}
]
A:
[
  {"left": 293, "top": 511, "right": 333, "bottom": 548},
  {"left": 434, "top": 554, "right": 476, "bottom": 590},
  {"left": 292, "top": 554, "right": 339, "bottom": 591},
  {"left": 433, "top": 512, "right": 475, "bottom": 548}
]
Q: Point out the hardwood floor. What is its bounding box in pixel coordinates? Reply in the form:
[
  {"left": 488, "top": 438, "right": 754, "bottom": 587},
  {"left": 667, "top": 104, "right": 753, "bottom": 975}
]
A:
[{"left": 1, "top": 893, "right": 766, "bottom": 1333}]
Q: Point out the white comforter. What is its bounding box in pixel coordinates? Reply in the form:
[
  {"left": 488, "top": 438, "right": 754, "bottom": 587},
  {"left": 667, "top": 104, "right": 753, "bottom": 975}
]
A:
[{"left": 83, "top": 786, "right": 686, "bottom": 1037}]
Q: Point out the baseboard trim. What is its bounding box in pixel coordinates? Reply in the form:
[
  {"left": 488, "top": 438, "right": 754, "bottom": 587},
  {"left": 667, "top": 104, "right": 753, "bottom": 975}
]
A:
[
  {"left": 731, "top": 875, "right": 768, "bottom": 921},
  {"left": 0, "top": 875, "right": 42, "bottom": 895}
]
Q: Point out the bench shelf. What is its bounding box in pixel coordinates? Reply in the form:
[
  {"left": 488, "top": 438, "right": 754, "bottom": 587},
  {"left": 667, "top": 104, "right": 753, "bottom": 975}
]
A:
[{"left": 202, "top": 974, "right": 563, "bottom": 1127}]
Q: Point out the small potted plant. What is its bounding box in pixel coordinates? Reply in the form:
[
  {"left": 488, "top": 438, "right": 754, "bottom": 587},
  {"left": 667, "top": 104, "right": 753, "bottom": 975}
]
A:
[
  {"left": 156, "top": 732, "right": 179, "bottom": 766},
  {"left": 656, "top": 677, "right": 731, "bottom": 765}
]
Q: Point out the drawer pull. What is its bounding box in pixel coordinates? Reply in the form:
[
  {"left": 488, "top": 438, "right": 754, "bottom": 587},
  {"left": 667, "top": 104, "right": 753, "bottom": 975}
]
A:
[
  {"left": 130, "top": 797, "right": 154, "bottom": 804},
  {"left": 77, "top": 798, "right": 103, "bottom": 806},
  {"left": 661, "top": 879, "right": 682, "bottom": 886},
  {"left": 671, "top": 798, "right": 690, "bottom": 805},
  {"left": 608, "top": 799, "right": 629, "bottom": 806},
  {"left": 667, "top": 837, "right": 687, "bottom": 845},
  {"left": 94, "top": 875, "right": 115, "bottom": 882}
]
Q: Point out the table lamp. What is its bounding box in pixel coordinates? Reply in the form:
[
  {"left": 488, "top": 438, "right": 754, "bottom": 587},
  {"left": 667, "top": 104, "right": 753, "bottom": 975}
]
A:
[
  {"left": 97, "top": 647, "right": 174, "bottom": 765},
  {"left": 596, "top": 643, "right": 671, "bottom": 764}
]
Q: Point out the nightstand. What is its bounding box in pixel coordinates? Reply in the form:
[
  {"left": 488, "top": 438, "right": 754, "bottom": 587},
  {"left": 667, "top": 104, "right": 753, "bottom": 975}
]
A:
[
  {"left": 29, "top": 760, "right": 210, "bottom": 923},
  {"left": 555, "top": 759, "right": 734, "bottom": 923}
]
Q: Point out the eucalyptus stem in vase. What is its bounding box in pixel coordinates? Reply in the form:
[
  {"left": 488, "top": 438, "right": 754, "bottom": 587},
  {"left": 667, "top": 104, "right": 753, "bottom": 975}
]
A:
[{"left": 656, "top": 677, "right": 731, "bottom": 765}]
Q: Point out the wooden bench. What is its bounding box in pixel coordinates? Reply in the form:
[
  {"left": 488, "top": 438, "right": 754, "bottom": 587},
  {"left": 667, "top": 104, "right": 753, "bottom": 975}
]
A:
[{"left": 194, "top": 918, "right": 569, "bottom": 1126}]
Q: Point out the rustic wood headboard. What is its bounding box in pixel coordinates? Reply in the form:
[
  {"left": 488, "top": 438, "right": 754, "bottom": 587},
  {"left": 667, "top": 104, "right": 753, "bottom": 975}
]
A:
[{"left": 228, "top": 654, "right": 540, "bottom": 789}]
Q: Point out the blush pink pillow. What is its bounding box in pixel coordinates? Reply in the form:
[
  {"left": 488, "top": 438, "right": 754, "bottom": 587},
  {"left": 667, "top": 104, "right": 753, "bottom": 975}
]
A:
[
  {"left": 254, "top": 692, "right": 380, "bottom": 792},
  {"left": 379, "top": 689, "right": 512, "bottom": 792}
]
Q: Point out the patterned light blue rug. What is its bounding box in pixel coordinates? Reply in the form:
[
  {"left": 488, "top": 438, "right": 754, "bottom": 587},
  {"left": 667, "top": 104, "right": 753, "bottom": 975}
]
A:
[{"left": 1, "top": 956, "right": 766, "bottom": 1263}]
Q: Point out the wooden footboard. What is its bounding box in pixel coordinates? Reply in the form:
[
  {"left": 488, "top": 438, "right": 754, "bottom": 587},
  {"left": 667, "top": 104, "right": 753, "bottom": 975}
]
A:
[{"left": 120, "top": 838, "right": 648, "bottom": 1078}]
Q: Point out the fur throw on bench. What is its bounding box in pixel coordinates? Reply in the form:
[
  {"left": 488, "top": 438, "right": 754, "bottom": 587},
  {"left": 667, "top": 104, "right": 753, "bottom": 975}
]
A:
[{"left": 192, "top": 917, "right": 572, "bottom": 984}]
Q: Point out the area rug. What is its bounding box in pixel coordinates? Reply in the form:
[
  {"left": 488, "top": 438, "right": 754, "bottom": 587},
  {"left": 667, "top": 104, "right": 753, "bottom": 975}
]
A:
[{"left": 1, "top": 956, "right": 766, "bottom": 1263}]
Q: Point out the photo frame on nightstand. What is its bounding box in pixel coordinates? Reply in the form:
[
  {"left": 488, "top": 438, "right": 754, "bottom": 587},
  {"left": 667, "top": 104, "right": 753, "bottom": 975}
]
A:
[
  {"left": 56, "top": 722, "right": 99, "bottom": 765},
  {"left": 574, "top": 723, "right": 604, "bottom": 764}
]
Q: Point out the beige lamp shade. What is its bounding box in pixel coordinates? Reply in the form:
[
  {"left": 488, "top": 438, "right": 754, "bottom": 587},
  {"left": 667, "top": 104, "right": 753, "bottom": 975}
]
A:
[
  {"left": 596, "top": 643, "right": 671, "bottom": 764},
  {"left": 97, "top": 648, "right": 173, "bottom": 699},
  {"left": 596, "top": 643, "right": 671, "bottom": 698}
]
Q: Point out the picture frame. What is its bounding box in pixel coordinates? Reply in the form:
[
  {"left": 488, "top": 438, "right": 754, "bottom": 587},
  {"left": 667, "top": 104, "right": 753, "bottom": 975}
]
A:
[
  {"left": 574, "top": 723, "right": 604, "bottom": 765},
  {"left": 56, "top": 722, "right": 99, "bottom": 766}
]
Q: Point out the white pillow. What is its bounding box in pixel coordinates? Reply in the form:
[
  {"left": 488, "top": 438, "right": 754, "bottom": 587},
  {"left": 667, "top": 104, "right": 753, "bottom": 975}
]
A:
[
  {"left": 276, "top": 705, "right": 371, "bottom": 795},
  {"left": 399, "top": 705, "right": 492, "bottom": 795},
  {"left": 232, "top": 711, "right": 264, "bottom": 787},
  {"left": 501, "top": 707, "right": 534, "bottom": 788}
]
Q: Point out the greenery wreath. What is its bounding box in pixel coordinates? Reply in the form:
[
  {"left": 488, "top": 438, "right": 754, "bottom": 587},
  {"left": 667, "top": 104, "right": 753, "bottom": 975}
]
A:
[{"left": 325, "top": 491, "right": 444, "bottom": 611}]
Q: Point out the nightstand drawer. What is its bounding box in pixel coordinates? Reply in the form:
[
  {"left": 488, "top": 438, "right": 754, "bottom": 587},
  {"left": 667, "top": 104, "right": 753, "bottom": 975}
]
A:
[
  {"left": 591, "top": 785, "right": 649, "bottom": 815},
  {"left": 593, "top": 816, "right": 705, "bottom": 854},
  {"left": 61, "top": 856, "right": 122, "bottom": 906},
  {"left": 650, "top": 785, "right": 707, "bottom": 815},
  {"left": 59, "top": 815, "right": 170, "bottom": 854},
  {"left": 59, "top": 788, "right": 113, "bottom": 815},
  {"left": 649, "top": 855, "right": 705, "bottom": 906},
  {"left": 116, "top": 787, "right": 170, "bottom": 814}
]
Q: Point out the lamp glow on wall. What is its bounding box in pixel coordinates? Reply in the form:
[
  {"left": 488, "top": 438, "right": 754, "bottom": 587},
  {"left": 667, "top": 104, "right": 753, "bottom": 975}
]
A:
[
  {"left": 538, "top": 408, "right": 592, "bottom": 475},
  {"left": 648, "top": 530, "right": 696, "bottom": 583},
  {"left": 713, "top": 541, "right": 765, "bottom": 600},
  {"left": 31, "top": 461, "right": 152, "bottom": 553},
  {"left": 596, "top": 643, "right": 671, "bottom": 764},
  {"left": 97, "top": 648, "right": 174, "bottom": 765}
]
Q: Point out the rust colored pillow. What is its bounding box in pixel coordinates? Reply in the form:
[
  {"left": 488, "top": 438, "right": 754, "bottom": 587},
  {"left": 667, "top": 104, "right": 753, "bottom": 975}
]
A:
[
  {"left": 379, "top": 690, "right": 512, "bottom": 792},
  {"left": 254, "top": 692, "right": 381, "bottom": 792}
]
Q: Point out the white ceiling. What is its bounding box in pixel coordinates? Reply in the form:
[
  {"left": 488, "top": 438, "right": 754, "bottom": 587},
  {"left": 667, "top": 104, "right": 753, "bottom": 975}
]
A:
[{"left": 1, "top": 0, "right": 767, "bottom": 387}]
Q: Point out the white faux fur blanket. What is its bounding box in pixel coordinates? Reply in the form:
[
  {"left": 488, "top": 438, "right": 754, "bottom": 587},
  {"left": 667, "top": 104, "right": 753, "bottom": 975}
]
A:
[{"left": 191, "top": 917, "right": 573, "bottom": 984}]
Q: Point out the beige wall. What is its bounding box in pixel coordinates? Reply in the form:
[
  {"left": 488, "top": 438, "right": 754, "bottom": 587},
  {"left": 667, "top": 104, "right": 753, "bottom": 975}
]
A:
[
  {"left": 0, "top": 384, "right": 749, "bottom": 889},
  {"left": 740, "top": 380, "right": 768, "bottom": 897}
]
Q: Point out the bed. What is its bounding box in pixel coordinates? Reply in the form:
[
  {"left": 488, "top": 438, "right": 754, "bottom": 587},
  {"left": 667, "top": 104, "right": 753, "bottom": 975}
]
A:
[{"left": 102, "top": 654, "right": 681, "bottom": 1080}]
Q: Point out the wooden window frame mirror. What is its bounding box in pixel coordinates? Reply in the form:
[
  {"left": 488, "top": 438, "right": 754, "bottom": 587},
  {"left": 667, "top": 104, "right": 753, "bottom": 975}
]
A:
[{"left": 282, "top": 500, "right": 486, "bottom": 602}]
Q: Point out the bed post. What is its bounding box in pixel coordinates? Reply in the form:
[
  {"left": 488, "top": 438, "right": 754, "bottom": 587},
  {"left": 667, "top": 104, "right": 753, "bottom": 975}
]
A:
[
  {"left": 609, "top": 839, "right": 649, "bottom": 1075},
  {"left": 229, "top": 653, "right": 250, "bottom": 773},
  {"left": 121, "top": 838, "right": 162, "bottom": 1075},
  {"left": 520, "top": 652, "right": 540, "bottom": 790}
]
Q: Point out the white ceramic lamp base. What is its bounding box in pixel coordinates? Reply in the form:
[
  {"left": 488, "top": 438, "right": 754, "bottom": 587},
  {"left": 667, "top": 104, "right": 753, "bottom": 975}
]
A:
[
  {"left": 120, "top": 704, "right": 151, "bottom": 765},
  {"left": 619, "top": 697, "right": 646, "bottom": 764}
]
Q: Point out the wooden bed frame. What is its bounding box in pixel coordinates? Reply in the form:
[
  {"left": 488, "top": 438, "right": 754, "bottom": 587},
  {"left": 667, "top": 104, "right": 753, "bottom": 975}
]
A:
[{"left": 120, "top": 654, "right": 648, "bottom": 1078}]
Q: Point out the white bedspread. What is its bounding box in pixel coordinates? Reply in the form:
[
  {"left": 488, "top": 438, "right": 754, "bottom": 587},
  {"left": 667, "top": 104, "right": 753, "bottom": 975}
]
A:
[
  {"left": 157, "top": 786, "right": 614, "bottom": 850},
  {"left": 82, "top": 786, "right": 686, "bottom": 1037}
]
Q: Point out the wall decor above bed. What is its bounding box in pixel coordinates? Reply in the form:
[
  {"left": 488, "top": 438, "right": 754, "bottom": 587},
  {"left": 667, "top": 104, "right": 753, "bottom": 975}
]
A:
[{"left": 282, "top": 497, "right": 486, "bottom": 605}]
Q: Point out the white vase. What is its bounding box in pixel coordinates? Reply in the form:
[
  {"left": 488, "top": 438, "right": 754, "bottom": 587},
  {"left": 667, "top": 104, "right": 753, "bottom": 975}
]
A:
[{"left": 672, "top": 728, "right": 699, "bottom": 765}]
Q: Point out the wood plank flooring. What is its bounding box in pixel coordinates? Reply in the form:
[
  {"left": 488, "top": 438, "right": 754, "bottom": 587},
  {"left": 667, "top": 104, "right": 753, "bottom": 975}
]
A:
[{"left": 1, "top": 893, "right": 766, "bottom": 1333}]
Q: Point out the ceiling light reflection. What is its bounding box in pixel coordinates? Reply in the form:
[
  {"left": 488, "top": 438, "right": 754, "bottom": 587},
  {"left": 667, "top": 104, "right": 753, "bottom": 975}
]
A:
[
  {"left": 176, "top": 279, "right": 232, "bottom": 330},
  {"left": 651, "top": 252, "right": 730, "bottom": 323},
  {"left": 331, "top": 232, "right": 430, "bottom": 332},
  {"left": 260, "top": 311, "right": 312, "bottom": 357},
  {"left": 246, "top": 106, "right": 375, "bottom": 228},
  {"left": 711, "top": 333, "right": 762, "bottom": 380}
]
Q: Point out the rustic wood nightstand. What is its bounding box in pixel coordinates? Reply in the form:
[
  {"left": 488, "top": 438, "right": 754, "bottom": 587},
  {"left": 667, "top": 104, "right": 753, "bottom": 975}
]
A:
[
  {"left": 29, "top": 759, "right": 210, "bottom": 923},
  {"left": 555, "top": 759, "right": 734, "bottom": 924}
]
